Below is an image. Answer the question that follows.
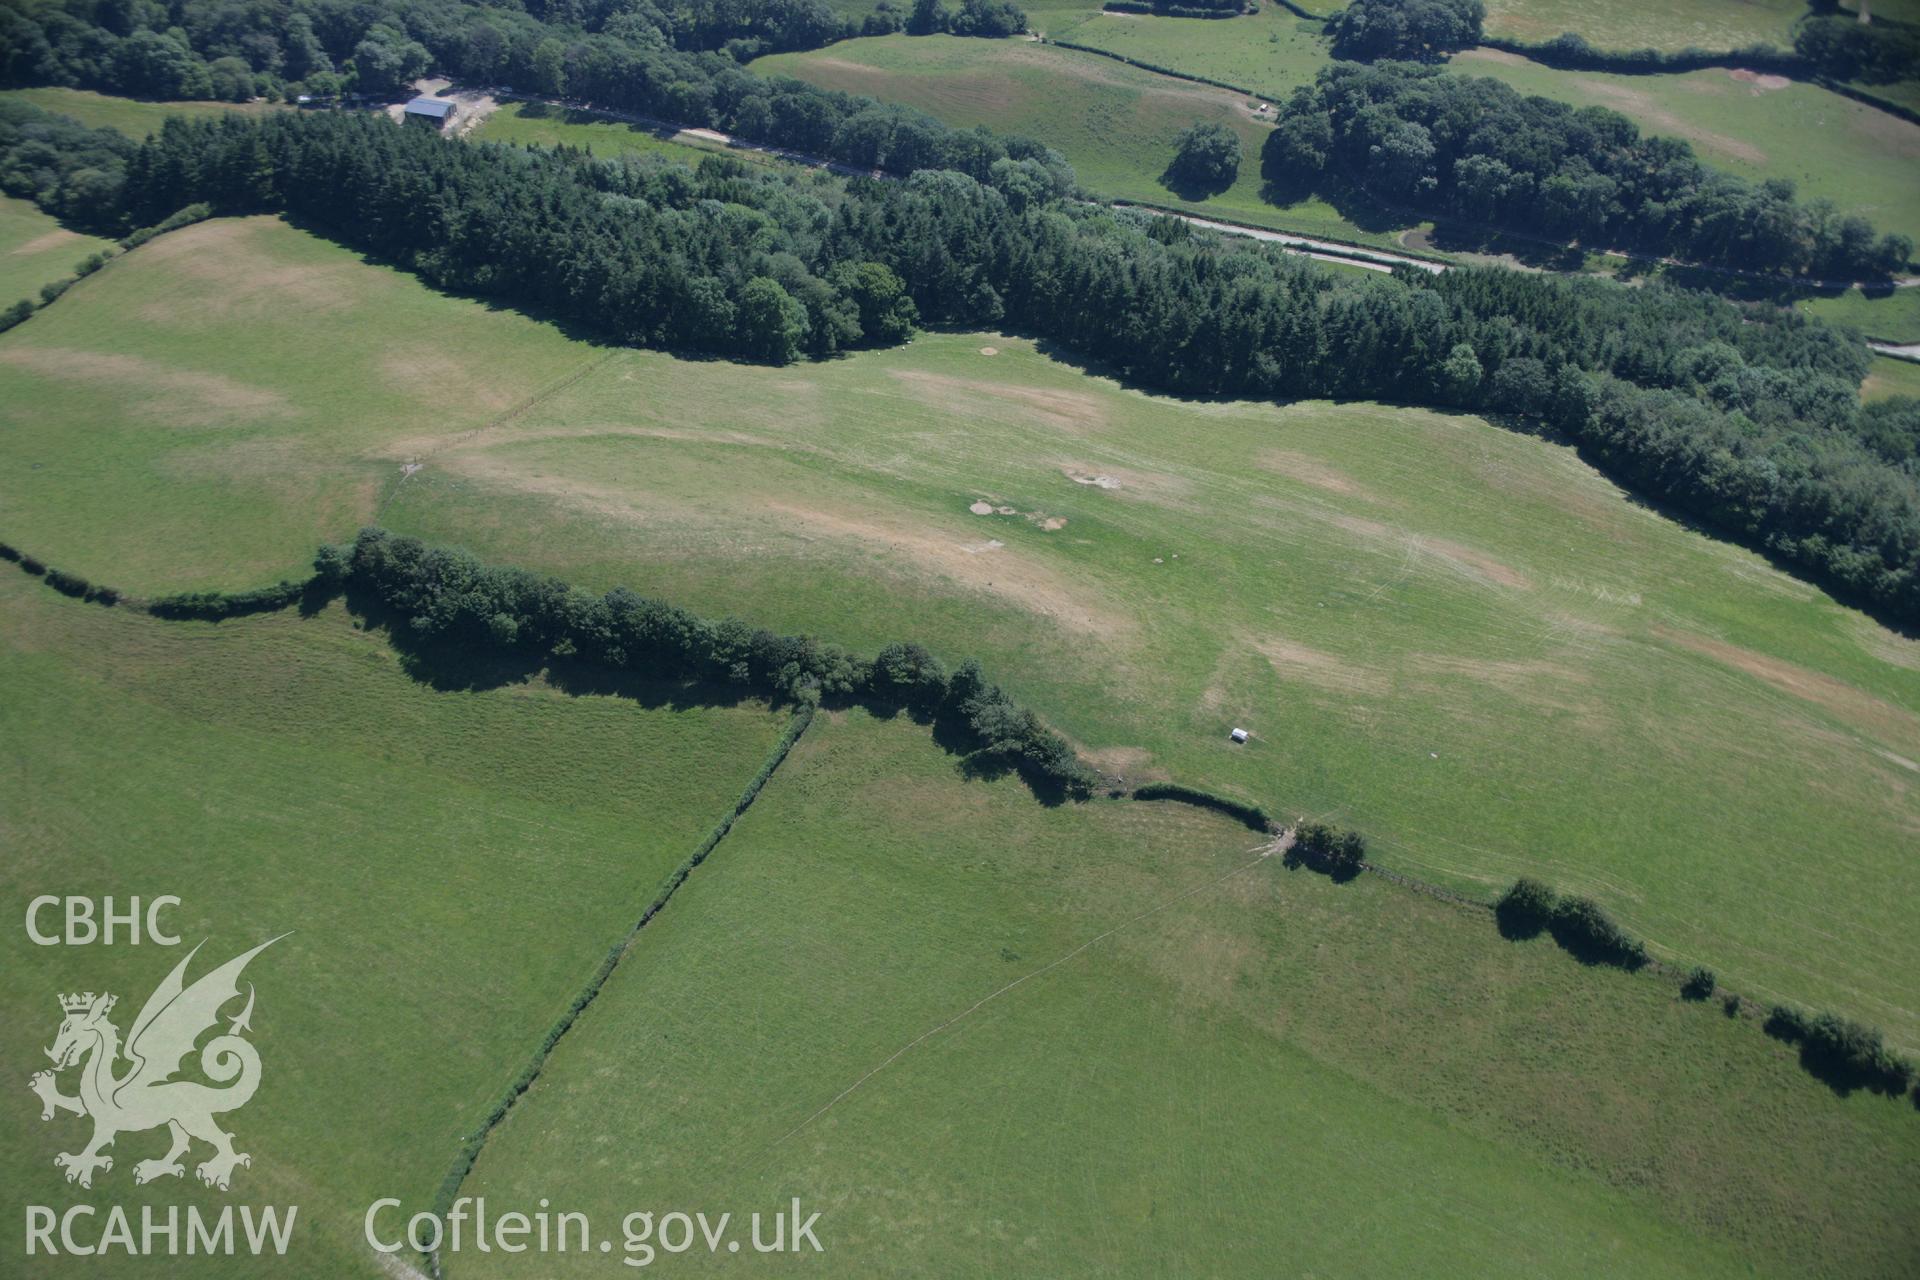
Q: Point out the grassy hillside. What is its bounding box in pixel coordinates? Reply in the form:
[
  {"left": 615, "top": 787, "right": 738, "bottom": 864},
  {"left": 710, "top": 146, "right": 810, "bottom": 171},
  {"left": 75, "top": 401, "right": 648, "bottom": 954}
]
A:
[
  {"left": 458, "top": 708, "right": 1919, "bottom": 1278},
  {"left": 0, "top": 215, "right": 590, "bottom": 590},
  {"left": 0, "top": 194, "right": 114, "bottom": 307},
  {"left": 1479, "top": 0, "right": 1806, "bottom": 53},
  {"left": 5, "top": 216, "right": 1917, "bottom": 1054},
  {"left": 1453, "top": 48, "right": 1920, "bottom": 247},
  {"left": 1040, "top": 4, "right": 1331, "bottom": 93},
  {"left": 0, "top": 572, "right": 791, "bottom": 1277},
  {"left": 752, "top": 34, "right": 1424, "bottom": 250},
  {"left": 0, "top": 86, "right": 282, "bottom": 137}
]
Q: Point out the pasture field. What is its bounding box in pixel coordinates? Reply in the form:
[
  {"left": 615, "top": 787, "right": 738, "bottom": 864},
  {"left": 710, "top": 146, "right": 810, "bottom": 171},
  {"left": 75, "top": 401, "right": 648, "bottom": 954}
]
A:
[
  {"left": 1453, "top": 48, "right": 1920, "bottom": 247},
  {"left": 0, "top": 194, "right": 114, "bottom": 308},
  {"left": 457, "top": 708, "right": 1919, "bottom": 1278},
  {"left": 0, "top": 570, "right": 792, "bottom": 1276},
  {"left": 4, "top": 216, "right": 1916, "bottom": 1054},
  {"left": 472, "top": 102, "right": 786, "bottom": 168},
  {"left": 0, "top": 215, "right": 590, "bottom": 591},
  {"left": 1478, "top": 0, "right": 1806, "bottom": 53},
  {"left": 1800, "top": 283, "right": 1920, "bottom": 341},
  {"left": 1039, "top": 5, "right": 1332, "bottom": 94},
  {"left": 0, "top": 86, "right": 282, "bottom": 138},
  {"left": 1863, "top": 352, "right": 1920, "bottom": 400},
  {"left": 752, "top": 34, "right": 1424, "bottom": 250}
]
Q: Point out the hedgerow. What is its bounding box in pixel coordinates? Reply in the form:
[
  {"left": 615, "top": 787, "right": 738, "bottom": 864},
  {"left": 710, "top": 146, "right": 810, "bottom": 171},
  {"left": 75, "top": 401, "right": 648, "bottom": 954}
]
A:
[
  {"left": 147, "top": 579, "right": 312, "bottom": 619},
  {"left": 1285, "top": 819, "right": 1367, "bottom": 880},
  {"left": 1548, "top": 895, "right": 1647, "bottom": 969},
  {"left": 1766, "top": 1005, "right": 1916, "bottom": 1095},
  {"left": 1493, "top": 877, "right": 1645, "bottom": 968},
  {"left": 336, "top": 528, "right": 1099, "bottom": 799},
  {"left": 1132, "top": 783, "right": 1273, "bottom": 832},
  {"left": 1494, "top": 876, "right": 1557, "bottom": 938},
  {"left": 427, "top": 700, "right": 815, "bottom": 1264}
]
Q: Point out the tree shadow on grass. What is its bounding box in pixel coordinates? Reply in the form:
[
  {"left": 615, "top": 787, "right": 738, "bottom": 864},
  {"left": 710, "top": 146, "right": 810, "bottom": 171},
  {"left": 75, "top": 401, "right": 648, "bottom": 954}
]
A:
[
  {"left": 1255, "top": 163, "right": 1419, "bottom": 238},
  {"left": 1762, "top": 1013, "right": 1915, "bottom": 1100},
  {"left": 1159, "top": 165, "right": 1237, "bottom": 203},
  {"left": 331, "top": 576, "right": 1074, "bottom": 802},
  {"left": 1418, "top": 221, "right": 1588, "bottom": 271}
]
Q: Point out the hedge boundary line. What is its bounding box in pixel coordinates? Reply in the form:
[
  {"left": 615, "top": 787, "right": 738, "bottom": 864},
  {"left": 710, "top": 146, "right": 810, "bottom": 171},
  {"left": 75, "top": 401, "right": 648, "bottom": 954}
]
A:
[
  {"left": 1100, "top": 1, "right": 1243, "bottom": 17},
  {"left": 1130, "top": 782, "right": 1275, "bottom": 832},
  {"left": 1043, "top": 36, "right": 1272, "bottom": 95},
  {"left": 1811, "top": 75, "right": 1920, "bottom": 128},
  {"left": 424, "top": 701, "right": 815, "bottom": 1275},
  {"left": 7, "top": 536, "right": 1913, "bottom": 1106},
  {"left": 0, "top": 203, "right": 212, "bottom": 337},
  {"left": 1471, "top": 38, "right": 1920, "bottom": 129},
  {"left": 0, "top": 540, "right": 132, "bottom": 606},
  {"left": 1476, "top": 35, "right": 1803, "bottom": 75}
]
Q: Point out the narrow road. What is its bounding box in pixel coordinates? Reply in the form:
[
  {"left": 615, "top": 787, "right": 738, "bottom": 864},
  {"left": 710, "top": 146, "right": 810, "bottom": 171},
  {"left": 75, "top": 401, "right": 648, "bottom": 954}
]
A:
[
  {"left": 479, "top": 93, "right": 1908, "bottom": 353},
  {"left": 1126, "top": 207, "right": 1445, "bottom": 274}
]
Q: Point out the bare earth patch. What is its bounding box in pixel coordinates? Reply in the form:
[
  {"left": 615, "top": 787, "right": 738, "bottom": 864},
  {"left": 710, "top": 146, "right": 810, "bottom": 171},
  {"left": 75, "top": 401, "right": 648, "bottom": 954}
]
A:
[
  {"left": 889, "top": 369, "right": 1108, "bottom": 433},
  {"left": 1729, "top": 68, "right": 1790, "bottom": 92},
  {"left": 379, "top": 346, "right": 521, "bottom": 416},
  {"left": 1574, "top": 79, "right": 1766, "bottom": 164},
  {"left": 1657, "top": 626, "right": 1920, "bottom": 749},
  {"left": 1250, "top": 636, "right": 1388, "bottom": 697},
  {"left": 1848, "top": 614, "right": 1920, "bottom": 672},
  {"left": 432, "top": 447, "right": 1136, "bottom": 641},
  {"left": 1259, "top": 449, "right": 1375, "bottom": 499},
  {"left": 132, "top": 218, "right": 360, "bottom": 320},
  {"left": 8, "top": 229, "right": 80, "bottom": 256},
  {"left": 1079, "top": 743, "right": 1158, "bottom": 779},
  {"left": 0, "top": 346, "right": 294, "bottom": 427},
  {"left": 1330, "top": 514, "right": 1530, "bottom": 589},
  {"left": 761, "top": 500, "right": 1132, "bottom": 640},
  {"left": 1057, "top": 461, "right": 1194, "bottom": 506}
]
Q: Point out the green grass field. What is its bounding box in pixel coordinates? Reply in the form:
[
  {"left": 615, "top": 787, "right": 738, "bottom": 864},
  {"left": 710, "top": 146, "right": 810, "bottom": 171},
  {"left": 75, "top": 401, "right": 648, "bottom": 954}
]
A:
[
  {"left": 1453, "top": 48, "right": 1920, "bottom": 247},
  {"left": 0, "top": 571, "right": 791, "bottom": 1277},
  {"left": 0, "top": 194, "right": 114, "bottom": 309},
  {"left": 455, "top": 707, "right": 1918, "bottom": 1278},
  {"left": 0, "top": 86, "right": 283, "bottom": 138},
  {"left": 0, "top": 215, "right": 591, "bottom": 590},
  {"left": 5, "top": 216, "right": 1917, "bottom": 1059},
  {"left": 1041, "top": 4, "right": 1332, "bottom": 95},
  {"left": 1801, "top": 284, "right": 1920, "bottom": 341},
  {"left": 472, "top": 101, "right": 788, "bottom": 169},
  {"left": 1479, "top": 0, "right": 1807, "bottom": 53},
  {"left": 753, "top": 34, "right": 1425, "bottom": 250},
  {"left": 1864, "top": 352, "right": 1920, "bottom": 400}
]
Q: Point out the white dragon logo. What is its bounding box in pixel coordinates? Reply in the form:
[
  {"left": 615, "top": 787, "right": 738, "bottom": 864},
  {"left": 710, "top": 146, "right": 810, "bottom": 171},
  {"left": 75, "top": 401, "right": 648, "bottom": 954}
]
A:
[{"left": 28, "top": 936, "right": 284, "bottom": 1192}]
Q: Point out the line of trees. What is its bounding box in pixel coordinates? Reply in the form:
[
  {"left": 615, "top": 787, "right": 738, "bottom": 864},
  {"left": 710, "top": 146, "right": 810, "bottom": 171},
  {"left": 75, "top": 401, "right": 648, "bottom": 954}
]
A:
[
  {"left": 1285, "top": 820, "right": 1368, "bottom": 880},
  {"left": 1796, "top": 12, "right": 1920, "bottom": 86},
  {"left": 327, "top": 527, "right": 1100, "bottom": 796},
  {"left": 0, "top": 0, "right": 1027, "bottom": 106},
  {"left": 1265, "top": 62, "right": 1913, "bottom": 282},
  {"left": 1765, "top": 1005, "right": 1916, "bottom": 1096},
  {"left": 1494, "top": 878, "right": 1646, "bottom": 967},
  {"left": 6, "top": 102, "right": 1916, "bottom": 624},
  {"left": 1102, "top": 0, "right": 1248, "bottom": 18},
  {"left": 1325, "top": 0, "right": 1483, "bottom": 63}
]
